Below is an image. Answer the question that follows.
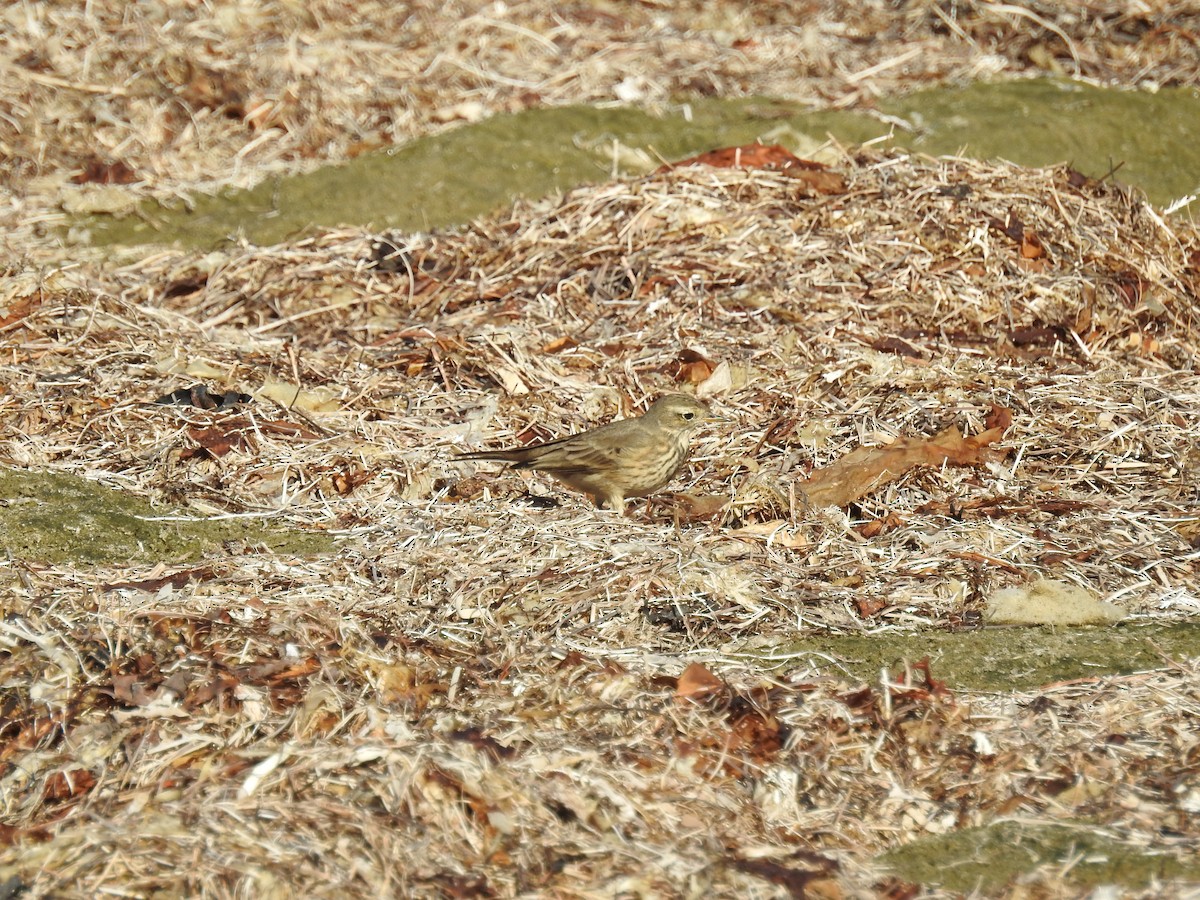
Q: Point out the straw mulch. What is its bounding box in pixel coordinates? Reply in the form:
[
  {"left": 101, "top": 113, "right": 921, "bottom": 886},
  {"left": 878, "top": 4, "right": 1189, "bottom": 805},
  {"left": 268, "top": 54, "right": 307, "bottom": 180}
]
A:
[
  {"left": 3, "top": 146, "right": 1200, "bottom": 897},
  {"left": 3, "top": 1, "right": 1200, "bottom": 898}
]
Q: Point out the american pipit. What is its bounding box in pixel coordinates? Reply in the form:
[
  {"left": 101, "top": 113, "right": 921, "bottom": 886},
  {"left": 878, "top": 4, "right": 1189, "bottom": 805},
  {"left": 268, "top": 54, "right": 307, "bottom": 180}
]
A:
[{"left": 455, "top": 394, "right": 718, "bottom": 514}]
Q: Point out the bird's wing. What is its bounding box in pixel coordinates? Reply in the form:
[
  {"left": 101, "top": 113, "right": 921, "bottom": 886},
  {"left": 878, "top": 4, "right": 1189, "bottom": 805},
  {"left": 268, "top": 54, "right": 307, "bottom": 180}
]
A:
[
  {"left": 522, "top": 419, "right": 664, "bottom": 474},
  {"left": 519, "top": 437, "right": 627, "bottom": 476}
]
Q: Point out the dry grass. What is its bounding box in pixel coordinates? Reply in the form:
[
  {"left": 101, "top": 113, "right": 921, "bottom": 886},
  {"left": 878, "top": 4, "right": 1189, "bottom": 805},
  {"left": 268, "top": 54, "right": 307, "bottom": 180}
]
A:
[
  {"left": 4, "top": 0, "right": 1200, "bottom": 262},
  {"left": 3, "top": 2, "right": 1200, "bottom": 898},
  {"left": 4, "top": 148, "right": 1200, "bottom": 898}
]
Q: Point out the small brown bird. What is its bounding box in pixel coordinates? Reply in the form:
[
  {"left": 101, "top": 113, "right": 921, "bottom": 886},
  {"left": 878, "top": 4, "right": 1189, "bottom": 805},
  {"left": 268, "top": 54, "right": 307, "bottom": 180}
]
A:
[{"left": 455, "top": 394, "right": 718, "bottom": 513}]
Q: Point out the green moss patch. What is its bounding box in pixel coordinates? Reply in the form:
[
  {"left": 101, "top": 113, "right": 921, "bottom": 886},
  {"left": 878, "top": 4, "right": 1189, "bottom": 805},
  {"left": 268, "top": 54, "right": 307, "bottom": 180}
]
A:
[
  {"left": 0, "top": 468, "right": 332, "bottom": 565},
  {"left": 879, "top": 820, "right": 1200, "bottom": 893},
  {"left": 772, "top": 622, "right": 1200, "bottom": 691}
]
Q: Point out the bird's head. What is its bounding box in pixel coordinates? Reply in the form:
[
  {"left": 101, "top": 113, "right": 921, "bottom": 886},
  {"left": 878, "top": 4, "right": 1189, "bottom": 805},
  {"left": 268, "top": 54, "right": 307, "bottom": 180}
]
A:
[{"left": 644, "top": 394, "right": 720, "bottom": 431}]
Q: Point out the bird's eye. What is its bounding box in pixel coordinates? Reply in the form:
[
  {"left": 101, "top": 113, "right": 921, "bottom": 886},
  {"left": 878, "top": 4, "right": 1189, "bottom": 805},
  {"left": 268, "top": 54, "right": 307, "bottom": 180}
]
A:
[{"left": 682, "top": 411, "right": 695, "bottom": 420}]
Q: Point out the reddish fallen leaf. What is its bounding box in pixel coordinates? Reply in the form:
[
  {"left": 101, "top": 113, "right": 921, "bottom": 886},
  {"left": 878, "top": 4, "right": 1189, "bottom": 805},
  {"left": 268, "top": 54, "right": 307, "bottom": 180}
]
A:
[
  {"left": 109, "top": 673, "right": 157, "bottom": 707},
  {"left": 856, "top": 512, "right": 905, "bottom": 538},
  {"left": 0, "top": 293, "right": 42, "bottom": 330},
  {"left": 71, "top": 155, "right": 137, "bottom": 185},
  {"left": 659, "top": 144, "right": 846, "bottom": 194},
  {"left": 946, "top": 550, "right": 1022, "bottom": 574},
  {"left": 542, "top": 335, "right": 578, "bottom": 354},
  {"left": 876, "top": 876, "right": 922, "bottom": 900},
  {"left": 1114, "top": 270, "right": 1147, "bottom": 305},
  {"left": 728, "top": 711, "right": 783, "bottom": 761},
  {"left": 243, "top": 657, "right": 319, "bottom": 684},
  {"left": 556, "top": 650, "right": 589, "bottom": 669},
  {"left": 179, "top": 416, "right": 319, "bottom": 461},
  {"left": 787, "top": 167, "right": 847, "bottom": 195},
  {"left": 1065, "top": 168, "right": 1097, "bottom": 191},
  {"left": 1020, "top": 230, "right": 1046, "bottom": 259},
  {"left": 1008, "top": 325, "right": 1067, "bottom": 347},
  {"left": 449, "top": 727, "right": 517, "bottom": 762},
  {"left": 985, "top": 404, "right": 1013, "bottom": 431},
  {"left": 908, "top": 657, "right": 952, "bottom": 699},
  {"left": 331, "top": 463, "right": 373, "bottom": 496},
  {"left": 663, "top": 143, "right": 803, "bottom": 171},
  {"left": 855, "top": 596, "right": 888, "bottom": 617},
  {"left": 184, "top": 423, "right": 256, "bottom": 459},
  {"left": 666, "top": 492, "right": 729, "bottom": 522},
  {"left": 162, "top": 272, "right": 209, "bottom": 298},
  {"left": 674, "top": 354, "right": 714, "bottom": 384},
  {"left": 871, "top": 336, "right": 926, "bottom": 359},
  {"left": 43, "top": 768, "right": 97, "bottom": 802},
  {"left": 728, "top": 856, "right": 832, "bottom": 898},
  {"left": 796, "top": 413, "right": 1011, "bottom": 509},
  {"left": 987, "top": 211, "right": 1025, "bottom": 243},
  {"left": 676, "top": 663, "right": 725, "bottom": 703},
  {"left": 102, "top": 565, "right": 219, "bottom": 593},
  {"left": 187, "top": 673, "right": 240, "bottom": 709}
]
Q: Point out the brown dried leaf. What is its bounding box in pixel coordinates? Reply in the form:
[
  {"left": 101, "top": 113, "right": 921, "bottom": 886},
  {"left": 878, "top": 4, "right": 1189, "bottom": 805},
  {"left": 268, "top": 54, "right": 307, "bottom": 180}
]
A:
[
  {"left": 0, "top": 294, "right": 42, "bottom": 330},
  {"left": 1020, "top": 230, "right": 1047, "bottom": 259},
  {"left": 70, "top": 156, "right": 138, "bottom": 185},
  {"left": 730, "top": 519, "right": 809, "bottom": 549},
  {"left": 542, "top": 335, "right": 578, "bottom": 353},
  {"left": 43, "top": 768, "right": 97, "bottom": 802},
  {"left": 109, "top": 673, "right": 159, "bottom": 707},
  {"left": 797, "top": 414, "right": 1011, "bottom": 509},
  {"left": 676, "top": 663, "right": 725, "bottom": 703},
  {"left": 187, "top": 673, "right": 240, "bottom": 709}
]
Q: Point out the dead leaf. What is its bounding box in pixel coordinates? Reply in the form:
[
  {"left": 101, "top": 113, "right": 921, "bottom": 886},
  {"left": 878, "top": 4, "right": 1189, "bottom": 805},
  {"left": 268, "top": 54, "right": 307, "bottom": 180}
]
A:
[
  {"left": 856, "top": 512, "right": 904, "bottom": 537},
  {"left": 728, "top": 856, "right": 833, "bottom": 898},
  {"left": 542, "top": 335, "right": 578, "bottom": 354},
  {"left": 1020, "top": 230, "right": 1046, "bottom": 259},
  {"left": 728, "top": 711, "right": 783, "bottom": 760},
  {"left": 0, "top": 293, "right": 42, "bottom": 330},
  {"left": 730, "top": 519, "right": 809, "bottom": 549},
  {"left": 660, "top": 144, "right": 847, "bottom": 194},
  {"left": 449, "top": 727, "right": 517, "bottom": 762},
  {"left": 665, "top": 492, "right": 729, "bottom": 522},
  {"left": 673, "top": 348, "right": 715, "bottom": 384},
  {"left": 184, "top": 423, "right": 257, "bottom": 459},
  {"left": 855, "top": 596, "right": 887, "bottom": 617},
  {"left": 187, "top": 673, "right": 240, "bottom": 709},
  {"left": 676, "top": 663, "right": 725, "bottom": 704},
  {"left": 43, "top": 768, "right": 97, "bottom": 802},
  {"left": 1008, "top": 325, "right": 1066, "bottom": 347},
  {"left": 796, "top": 414, "right": 1011, "bottom": 509},
  {"left": 103, "top": 568, "right": 221, "bottom": 594},
  {"left": 870, "top": 336, "right": 925, "bottom": 359},
  {"left": 984, "top": 404, "right": 1013, "bottom": 431},
  {"left": 110, "top": 673, "right": 157, "bottom": 707},
  {"left": 71, "top": 156, "right": 138, "bottom": 185},
  {"left": 663, "top": 143, "right": 801, "bottom": 171}
]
